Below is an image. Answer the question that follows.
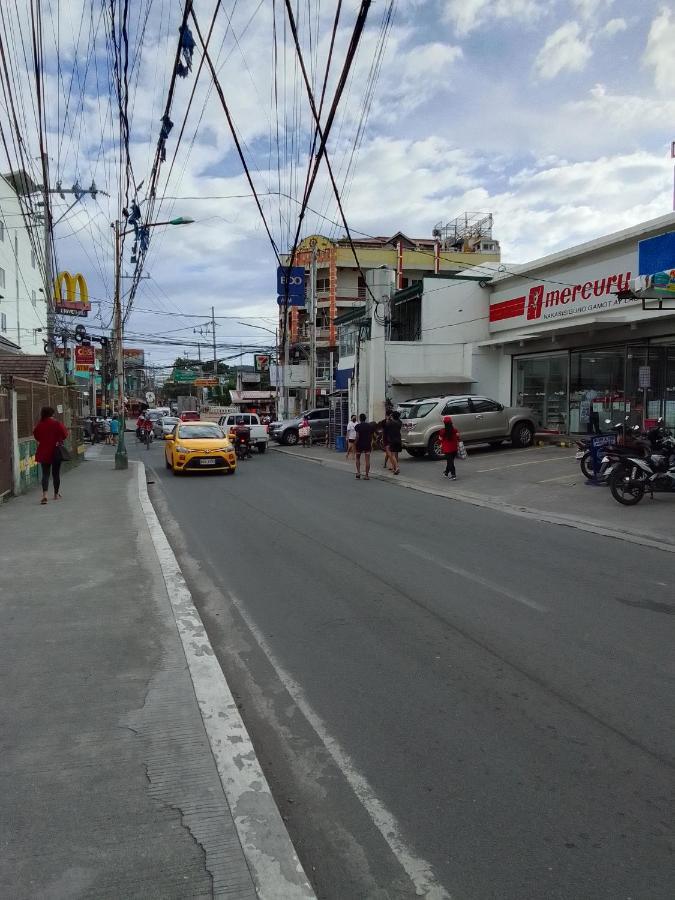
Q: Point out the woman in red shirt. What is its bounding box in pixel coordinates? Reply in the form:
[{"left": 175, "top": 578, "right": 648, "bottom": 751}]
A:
[
  {"left": 440, "top": 415, "right": 460, "bottom": 480},
  {"left": 33, "top": 406, "right": 69, "bottom": 504}
]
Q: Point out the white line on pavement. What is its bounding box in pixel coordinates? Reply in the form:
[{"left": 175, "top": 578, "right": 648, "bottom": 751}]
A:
[
  {"left": 400, "top": 544, "right": 547, "bottom": 612},
  {"left": 136, "top": 463, "right": 315, "bottom": 900},
  {"left": 477, "top": 456, "right": 576, "bottom": 473},
  {"left": 537, "top": 474, "right": 581, "bottom": 484},
  {"left": 227, "top": 589, "right": 452, "bottom": 900}
]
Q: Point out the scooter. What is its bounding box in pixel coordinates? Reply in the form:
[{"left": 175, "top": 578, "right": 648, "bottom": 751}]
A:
[
  {"left": 575, "top": 419, "right": 644, "bottom": 481},
  {"left": 230, "top": 425, "right": 252, "bottom": 460}
]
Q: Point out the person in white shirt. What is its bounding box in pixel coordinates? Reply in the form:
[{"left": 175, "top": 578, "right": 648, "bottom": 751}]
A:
[{"left": 346, "top": 414, "right": 357, "bottom": 459}]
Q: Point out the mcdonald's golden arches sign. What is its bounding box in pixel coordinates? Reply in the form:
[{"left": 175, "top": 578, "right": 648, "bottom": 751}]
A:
[{"left": 53, "top": 271, "right": 90, "bottom": 317}]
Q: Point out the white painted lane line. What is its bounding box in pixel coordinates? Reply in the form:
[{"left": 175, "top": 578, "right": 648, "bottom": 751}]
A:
[
  {"left": 136, "top": 464, "right": 315, "bottom": 900},
  {"left": 537, "top": 474, "right": 581, "bottom": 484},
  {"left": 401, "top": 544, "right": 547, "bottom": 613},
  {"left": 476, "top": 456, "right": 576, "bottom": 473},
  {"left": 227, "top": 589, "right": 451, "bottom": 900}
]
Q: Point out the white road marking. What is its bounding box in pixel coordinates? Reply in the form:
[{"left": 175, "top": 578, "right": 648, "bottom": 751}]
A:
[
  {"left": 537, "top": 474, "right": 580, "bottom": 484},
  {"left": 476, "top": 456, "right": 575, "bottom": 473},
  {"left": 227, "top": 590, "right": 451, "bottom": 900},
  {"left": 136, "top": 464, "right": 315, "bottom": 900},
  {"left": 401, "top": 544, "right": 547, "bottom": 612}
]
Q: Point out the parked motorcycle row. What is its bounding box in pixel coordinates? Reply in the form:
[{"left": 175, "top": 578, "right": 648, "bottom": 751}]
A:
[{"left": 575, "top": 418, "right": 675, "bottom": 506}]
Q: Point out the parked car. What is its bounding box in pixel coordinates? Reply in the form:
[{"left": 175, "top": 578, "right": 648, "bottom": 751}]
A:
[
  {"left": 153, "top": 415, "right": 180, "bottom": 438},
  {"left": 269, "top": 408, "right": 329, "bottom": 446},
  {"left": 179, "top": 410, "right": 201, "bottom": 422},
  {"left": 217, "top": 413, "right": 269, "bottom": 453},
  {"left": 399, "top": 395, "right": 538, "bottom": 459}
]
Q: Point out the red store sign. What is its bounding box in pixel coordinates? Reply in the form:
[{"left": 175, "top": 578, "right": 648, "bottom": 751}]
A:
[{"left": 74, "top": 345, "right": 95, "bottom": 371}]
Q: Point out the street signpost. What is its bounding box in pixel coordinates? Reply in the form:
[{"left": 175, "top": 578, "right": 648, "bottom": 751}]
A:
[{"left": 173, "top": 370, "right": 197, "bottom": 383}]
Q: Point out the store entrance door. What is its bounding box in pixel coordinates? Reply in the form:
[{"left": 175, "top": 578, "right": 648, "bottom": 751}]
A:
[{"left": 513, "top": 354, "right": 568, "bottom": 433}]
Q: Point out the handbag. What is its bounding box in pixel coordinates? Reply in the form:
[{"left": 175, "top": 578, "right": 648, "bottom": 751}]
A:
[
  {"left": 457, "top": 440, "right": 468, "bottom": 460},
  {"left": 54, "top": 442, "right": 71, "bottom": 463}
]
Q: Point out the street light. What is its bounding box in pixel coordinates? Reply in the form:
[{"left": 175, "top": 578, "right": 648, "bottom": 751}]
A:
[{"left": 113, "top": 215, "right": 194, "bottom": 470}]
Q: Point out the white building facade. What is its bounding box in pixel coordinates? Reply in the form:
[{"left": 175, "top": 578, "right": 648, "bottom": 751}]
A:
[
  {"left": 340, "top": 212, "right": 675, "bottom": 431},
  {"left": 0, "top": 173, "right": 48, "bottom": 352}
]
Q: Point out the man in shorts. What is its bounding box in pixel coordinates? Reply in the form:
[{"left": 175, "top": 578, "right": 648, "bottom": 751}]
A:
[
  {"left": 346, "top": 414, "right": 357, "bottom": 459},
  {"left": 354, "top": 413, "right": 377, "bottom": 480}
]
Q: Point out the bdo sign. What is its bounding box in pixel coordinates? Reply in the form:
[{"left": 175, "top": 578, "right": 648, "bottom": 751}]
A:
[{"left": 276, "top": 265, "right": 305, "bottom": 306}]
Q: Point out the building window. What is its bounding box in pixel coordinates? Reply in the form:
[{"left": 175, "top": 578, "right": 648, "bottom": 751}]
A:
[
  {"left": 390, "top": 297, "right": 421, "bottom": 341},
  {"left": 357, "top": 275, "right": 366, "bottom": 299},
  {"left": 0, "top": 221, "right": 4, "bottom": 242},
  {"left": 0, "top": 312, "right": 6, "bottom": 332},
  {"left": 0, "top": 266, "right": 5, "bottom": 289},
  {"left": 316, "top": 277, "right": 330, "bottom": 293},
  {"left": 31, "top": 290, "right": 36, "bottom": 307},
  {"left": 338, "top": 324, "right": 357, "bottom": 357}
]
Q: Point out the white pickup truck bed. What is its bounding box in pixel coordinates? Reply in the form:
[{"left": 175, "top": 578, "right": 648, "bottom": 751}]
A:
[{"left": 218, "top": 413, "right": 269, "bottom": 453}]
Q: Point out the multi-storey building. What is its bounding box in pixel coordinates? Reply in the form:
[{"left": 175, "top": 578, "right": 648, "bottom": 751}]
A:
[
  {"left": 0, "top": 171, "right": 48, "bottom": 353},
  {"left": 279, "top": 216, "right": 501, "bottom": 404}
]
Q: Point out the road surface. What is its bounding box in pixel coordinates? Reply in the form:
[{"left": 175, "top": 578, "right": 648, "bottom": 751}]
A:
[{"left": 138, "top": 440, "right": 675, "bottom": 900}]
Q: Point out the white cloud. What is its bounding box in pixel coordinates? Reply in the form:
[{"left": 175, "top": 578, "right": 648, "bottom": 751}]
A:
[
  {"left": 572, "top": 0, "right": 613, "bottom": 22},
  {"left": 601, "top": 17, "right": 627, "bottom": 36},
  {"left": 644, "top": 7, "right": 675, "bottom": 94},
  {"left": 533, "top": 21, "right": 593, "bottom": 79},
  {"left": 442, "top": 0, "right": 546, "bottom": 37}
]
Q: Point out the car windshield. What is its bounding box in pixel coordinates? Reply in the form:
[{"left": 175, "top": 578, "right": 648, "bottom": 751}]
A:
[
  {"left": 177, "top": 425, "right": 224, "bottom": 439},
  {"left": 398, "top": 402, "right": 437, "bottom": 420},
  {"left": 162, "top": 417, "right": 179, "bottom": 425}
]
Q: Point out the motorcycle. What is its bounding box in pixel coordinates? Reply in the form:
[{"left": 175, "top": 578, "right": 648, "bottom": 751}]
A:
[
  {"left": 230, "top": 425, "right": 252, "bottom": 460},
  {"left": 575, "top": 419, "right": 646, "bottom": 482},
  {"left": 609, "top": 427, "right": 675, "bottom": 505}
]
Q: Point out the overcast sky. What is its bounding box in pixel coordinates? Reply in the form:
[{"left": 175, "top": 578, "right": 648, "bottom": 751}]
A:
[{"left": 10, "top": 0, "right": 674, "bottom": 369}]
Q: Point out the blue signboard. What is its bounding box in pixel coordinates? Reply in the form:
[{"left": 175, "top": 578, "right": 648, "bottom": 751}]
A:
[
  {"left": 638, "top": 231, "right": 675, "bottom": 276},
  {"left": 276, "top": 265, "right": 306, "bottom": 298},
  {"left": 277, "top": 294, "right": 306, "bottom": 307},
  {"left": 590, "top": 433, "right": 617, "bottom": 480}
]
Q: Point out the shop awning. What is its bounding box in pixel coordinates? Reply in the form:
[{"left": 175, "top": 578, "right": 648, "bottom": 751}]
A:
[
  {"left": 390, "top": 374, "right": 476, "bottom": 385},
  {"left": 478, "top": 313, "right": 638, "bottom": 347}
]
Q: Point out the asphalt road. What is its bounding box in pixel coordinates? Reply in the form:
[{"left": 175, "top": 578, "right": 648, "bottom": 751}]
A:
[{"left": 138, "top": 439, "right": 675, "bottom": 900}]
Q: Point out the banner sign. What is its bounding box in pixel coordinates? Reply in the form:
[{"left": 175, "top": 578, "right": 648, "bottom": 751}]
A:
[
  {"left": 194, "top": 377, "right": 218, "bottom": 387},
  {"left": 276, "top": 265, "right": 305, "bottom": 298},
  {"left": 74, "top": 345, "right": 95, "bottom": 372},
  {"left": 54, "top": 271, "right": 90, "bottom": 317}
]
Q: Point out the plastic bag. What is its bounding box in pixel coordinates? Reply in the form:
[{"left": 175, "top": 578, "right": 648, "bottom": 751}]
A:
[{"left": 457, "top": 440, "right": 467, "bottom": 460}]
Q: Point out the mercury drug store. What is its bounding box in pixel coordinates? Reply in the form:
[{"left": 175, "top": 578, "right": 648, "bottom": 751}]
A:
[{"left": 482, "top": 213, "right": 675, "bottom": 433}]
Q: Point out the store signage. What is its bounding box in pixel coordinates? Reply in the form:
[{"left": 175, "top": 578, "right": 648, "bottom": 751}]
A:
[
  {"left": 277, "top": 266, "right": 305, "bottom": 298},
  {"left": 489, "top": 251, "right": 641, "bottom": 332},
  {"left": 254, "top": 353, "right": 270, "bottom": 372},
  {"left": 638, "top": 366, "right": 651, "bottom": 388},
  {"left": 74, "top": 345, "right": 95, "bottom": 372},
  {"left": 194, "top": 377, "right": 218, "bottom": 387},
  {"left": 54, "top": 271, "right": 90, "bottom": 317}
]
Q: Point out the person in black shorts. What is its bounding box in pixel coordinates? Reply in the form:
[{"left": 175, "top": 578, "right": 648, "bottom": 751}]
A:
[
  {"left": 387, "top": 410, "right": 402, "bottom": 474},
  {"left": 354, "top": 413, "right": 377, "bottom": 480}
]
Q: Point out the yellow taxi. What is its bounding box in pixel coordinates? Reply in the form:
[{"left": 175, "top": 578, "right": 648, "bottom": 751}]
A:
[{"left": 164, "top": 421, "right": 237, "bottom": 475}]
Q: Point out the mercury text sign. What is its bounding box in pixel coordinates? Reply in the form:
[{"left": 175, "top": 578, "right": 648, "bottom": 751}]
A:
[{"left": 489, "top": 249, "right": 641, "bottom": 332}]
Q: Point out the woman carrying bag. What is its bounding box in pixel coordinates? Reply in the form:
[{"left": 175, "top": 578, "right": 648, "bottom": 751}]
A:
[
  {"left": 33, "top": 406, "right": 69, "bottom": 505},
  {"left": 440, "top": 415, "right": 461, "bottom": 480}
]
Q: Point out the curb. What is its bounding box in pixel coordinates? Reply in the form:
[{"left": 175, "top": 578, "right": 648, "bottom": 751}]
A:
[
  {"left": 272, "top": 447, "right": 675, "bottom": 555},
  {"left": 136, "top": 462, "right": 316, "bottom": 900}
]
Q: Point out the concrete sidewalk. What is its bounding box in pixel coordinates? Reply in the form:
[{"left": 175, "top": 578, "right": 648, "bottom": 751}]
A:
[
  {"left": 272, "top": 442, "right": 675, "bottom": 552},
  {"left": 0, "top": 450, "right": 313, "bottom": 899}
]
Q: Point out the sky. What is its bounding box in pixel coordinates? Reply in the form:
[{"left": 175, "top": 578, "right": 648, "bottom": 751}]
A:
[{"left": 3, "top": 0, "right": 674, "bottom": 371}]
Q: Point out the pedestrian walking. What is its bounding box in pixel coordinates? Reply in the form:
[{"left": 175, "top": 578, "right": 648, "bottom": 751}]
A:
[
  {"left": 379, "top": 412, "right": 392, "bottom": 469},
  {"left": 346, "top": 414, "right": 357, "bottom": 459},
  {"left": 104, "top": 416, "right": 112, "bottom": 445},
  {"left": 33, "top": 406, "right": 69, "bottom": 505},
  {"left": 354, "top": 413, "right": 377, "bottom": 480},
  {"left": 299, "top": 415, "right": 311, "bottom": 447},
  {"left": 386, "top": 410, "right": 402, "bottom": 474},
  {"left": 440, "top": 415, "right": 460, "bottom": 480},
  {"left": 110, "top": 415, "right": 119, "bottom": 445}
]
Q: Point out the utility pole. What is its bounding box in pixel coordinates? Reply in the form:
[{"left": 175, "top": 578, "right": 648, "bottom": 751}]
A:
[
  {"left": 282, "top": 306, "right": 290, "bottom": 419},
  {"left": 42, "top": 152, "right": 54, "bottom": 347},
  {"left": 308, "top": 239, "right": 317, "bottom": 411},
  {"left": 211, "top": 305, "right": 217, "bottom": 379},
  {"left": 113, "top": 220, "right": 127, "bottom": 469}
]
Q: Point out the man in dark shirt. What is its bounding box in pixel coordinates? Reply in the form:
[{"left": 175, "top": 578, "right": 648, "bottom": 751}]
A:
[{"left": 354, "top": 413, "right": 377, "bottom": 480}]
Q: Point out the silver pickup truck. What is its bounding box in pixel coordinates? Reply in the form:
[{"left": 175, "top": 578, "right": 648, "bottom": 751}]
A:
[{"left": 399, "top": 395, "right": 538, "bottom": 459}]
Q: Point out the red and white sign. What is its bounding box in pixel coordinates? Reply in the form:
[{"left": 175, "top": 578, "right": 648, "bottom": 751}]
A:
[
  {"left": 489, "top": 250, "right": 641, "bottom": 332},
  {"left": 74, "top": 345, "right": 95, "bottom": 372}
]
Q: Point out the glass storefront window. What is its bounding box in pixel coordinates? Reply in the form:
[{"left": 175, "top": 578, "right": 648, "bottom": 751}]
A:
[
  {"left": 513, "top": 354, "right": 568, "bottom": 432},
  {"left": 569, "top": 347, "right": 625, "bottom": 433}
]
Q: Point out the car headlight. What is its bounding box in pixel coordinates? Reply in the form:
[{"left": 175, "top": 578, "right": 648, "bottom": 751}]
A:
[{"left": 176, "top": 445, "right": 190, "bottom": 453}]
